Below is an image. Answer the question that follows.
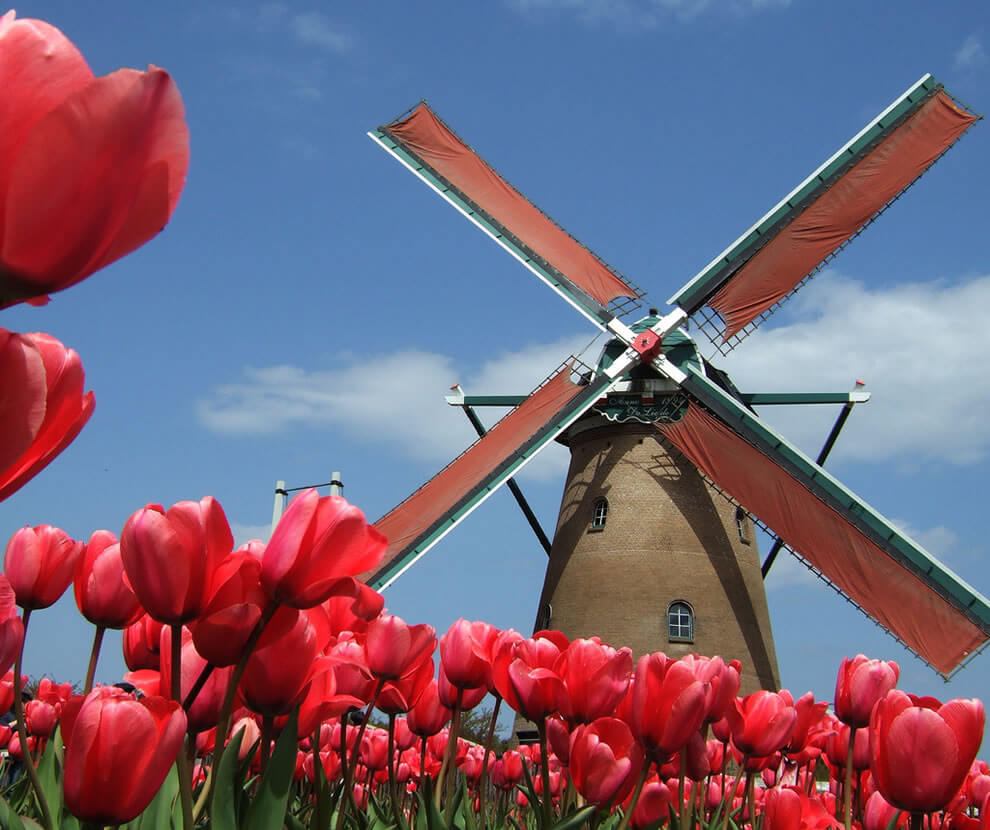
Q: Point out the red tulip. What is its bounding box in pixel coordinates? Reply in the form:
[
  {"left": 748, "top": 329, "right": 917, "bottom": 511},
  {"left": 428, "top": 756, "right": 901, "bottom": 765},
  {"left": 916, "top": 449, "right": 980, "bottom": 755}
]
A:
[
  {"left": 554, "top": 637, "right": 633, "bottom": 725},
  {"left": 497, "top": 632, "right": 566, "bottom": 723},
  {"left": 834, "top": 654, "right": 899, "bottom": 729},
  {"left": 439, "top": 618, "right": 498, "bottom": 691},
  {"left": 870, "top": 690, "right": 985, "bottom": 814},
  {"left": 863, "top": 791, "right": 907, "bottom": 830},
  {"left": 492, "top": 750, "right": 524, "bottom": 790},
  {"left": 364, "top": 614, "right": 436, "bottom": 681},
  {"left": 62, "top": 687, "right": 187, "bottom": 824},
  {"left": 4, "top": 523, "right": 83, "bottom": 609},
  {"left": 73, "top": 530, "right": 142, "bottom": 629},
  {"left": 240, "top": 607, "right": 320, "bottom": 717},
  {"left": 627, "top": 653, "right": 710, "bottom": 760},
  {"left": 0, "top": 330, "right": 94, "bottom": 501},
  {"left": 377, "top": 658, "right": 435, "bottom": 716},
  {"left": 0, "top": 11, "right": 189, "bottom": 309},
  {"left": 120, "top": 496, "right": 233, "bottom": 624},
  {"left": 629, "top": 778, "right": 672, "bottom": 828},
  {"left": 437, "top": 663, "right": 486, "bottom": 711},
  {"left": 0, "top": 575, "right": 23, "bottom": 676},
  {"left": 297, "top": 658, "right": 365, "bottom": 737},
  {"left": 25, "top": 698, "right": 57, "bottom": 737},
  {"left": 261, "top": 489, "right": 386, "bottom": 609},
  {"left": 158, "top": 626, "right": 231, "bottom": 733},
  {"left": 122, "top": 614, "right": 164, "bottom": 671},
  {"left": 727, "top": 689, "right": 797, "bottom": 759},
  {"left": 569, "top": 717, "right": 644, "bottom": 808},
  {"left": 406, "top": 678, "right": 452, "bottom": 738},
  {"left": 190, "top": 547, "right": 270, "bottom": 667}
]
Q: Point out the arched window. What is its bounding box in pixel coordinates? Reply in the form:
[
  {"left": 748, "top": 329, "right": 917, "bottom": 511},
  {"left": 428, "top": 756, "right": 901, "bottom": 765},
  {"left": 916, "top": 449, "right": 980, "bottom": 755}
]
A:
[
  {"left": 667, "top": 601, "right": 694, "bottom": 643},
  {"left": 590, "top": 497, "right": 609, "bottom": 530},
  {"left": 735, "top": 506, "right": 750, "bottom": 544}
]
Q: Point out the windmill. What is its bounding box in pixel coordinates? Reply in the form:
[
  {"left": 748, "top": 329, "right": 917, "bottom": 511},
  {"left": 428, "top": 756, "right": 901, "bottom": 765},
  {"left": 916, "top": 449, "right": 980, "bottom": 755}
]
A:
[{"left": 362, "top": 74, "right": 990, "bottom": 690}]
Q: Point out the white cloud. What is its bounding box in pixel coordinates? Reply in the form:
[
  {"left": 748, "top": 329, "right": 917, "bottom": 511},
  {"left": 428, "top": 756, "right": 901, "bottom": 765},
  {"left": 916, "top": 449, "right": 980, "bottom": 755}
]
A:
[
  {"left": 289, "top": 12, "right": 355, "bottom": 53},
  {"left": 954, "top": 34, "right": 987, "bottom": 69},
  {"left": 711, "top": 272, "right": 990, "bottom": 466},
  {"left": 197, "top": 334, "right": 595, "bottom": 483},
  {"left": 506, "top": 0, "right": 789, "bottom": 28}
]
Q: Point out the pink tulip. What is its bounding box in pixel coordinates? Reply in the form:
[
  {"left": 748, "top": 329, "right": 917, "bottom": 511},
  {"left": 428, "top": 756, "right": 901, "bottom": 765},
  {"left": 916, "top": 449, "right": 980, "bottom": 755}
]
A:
[
  {"left": 120, "top": 496, "right": 232, "bottom": 625},
  {"left": 0, "top": 330, "right": 94, "bottom": 501},
  {"left": 240, "top": 606, "right": 321, "bottom": 717},
  {"left": 73, "top": 530, "right": 142, "bottom": 629},
  {"left": 364, "top": 614, "right": 436, "bottom": 681},
  {"left": 568, "top": 717, "right": 644, "bottom": 808},
  {"left": 727, "top": 689, "right": 797, "bottom": 759},
  {"left": 261, "top": 489, "right": 386, "bottom": 609},
  {"left": 870, "top": 690, "right": 985, "bottom": 814},
  {"left": 834, "top": 654, "right": 899, "bottom": 728},
  {"left": 62, "top": 687, "right": 187, "bottom": 824},
  {"left": 439, "top": 618, "right": 497, "bottom": 690},
  {"left": 0, "top": 11, "right": 189, "bottom": 310},
  {"left": 627, "top": 653, "right": 710, "bottom": 760},
  {"left": 4, "top": 524, "right": 83, "bottom": 610},
  {"left": 554, "top": 637, "right": 633, "bottom": 725}
]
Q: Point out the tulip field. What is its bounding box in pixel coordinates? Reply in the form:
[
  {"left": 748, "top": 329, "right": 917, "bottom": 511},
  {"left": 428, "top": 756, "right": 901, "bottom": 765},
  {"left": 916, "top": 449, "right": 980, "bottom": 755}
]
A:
[{"left": 0, "top": 8, "right": 987, "bottom": 830}]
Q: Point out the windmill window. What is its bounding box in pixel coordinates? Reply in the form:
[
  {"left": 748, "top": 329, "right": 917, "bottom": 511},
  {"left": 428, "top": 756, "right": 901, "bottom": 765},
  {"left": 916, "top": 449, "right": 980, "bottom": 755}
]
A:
[
  {"left": 590, "top": 498, "right": 609, "bottom": 531},
  {"left": 735, "top": 506, "right": 751, "bottom": 544},
  {"left": 667, "top": 601, "right": 694, "bottom": 643}
]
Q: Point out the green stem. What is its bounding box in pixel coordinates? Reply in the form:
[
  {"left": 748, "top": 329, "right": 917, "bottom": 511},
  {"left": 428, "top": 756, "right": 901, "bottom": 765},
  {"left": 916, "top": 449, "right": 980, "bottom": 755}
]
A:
[
  {"left": 435, "top": 688, "right": 463, "bottom": 812},
  {"left": 336, "top": 678, "right": 386, "bottom": 830},
  {"left": 615, "top": 760, "right": 651, "bottom": 830},
  {"left": 478, "top": 696, "right": 502, "bottom": 830},
  {"left": 678, "top": 745, "right": 687, "bottom": 825},
  {"left": 171, "top": 625, "right": 195, "bottom": 830},
  {"left": 259, "top": 714, "right": 274, "bottom": 776},
  {"left": 745, "top": 770, "right": 756, "bottom": 830},
  {"left": 537, "top": 718, "right": 553, "bottom": 830},
  {"left": 843, "top": 727, "right": 856, "bottom": 830},
  {"left": 312, "top": 727, "right": 324, "bottom": 830},
  {"left": 13, "top": 610, "right": 53, "bottom": 830},
  {"left": 182, "top": 662, "right": 214, "bottom": 711},
  {"left": 83, "top": 625, "right": 105, "bottom": 694}
]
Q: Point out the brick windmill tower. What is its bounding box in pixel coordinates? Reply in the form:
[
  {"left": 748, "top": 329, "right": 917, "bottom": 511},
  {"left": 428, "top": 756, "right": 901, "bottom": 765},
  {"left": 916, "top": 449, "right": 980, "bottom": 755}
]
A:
[{"left": 362, "top": 74, "right": 990, "bottom": 684}]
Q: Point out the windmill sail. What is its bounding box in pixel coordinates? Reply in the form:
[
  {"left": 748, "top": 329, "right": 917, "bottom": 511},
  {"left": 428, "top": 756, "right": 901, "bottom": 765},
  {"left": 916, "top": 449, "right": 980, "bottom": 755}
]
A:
[
  {"left": 367, "top": 363, "right": 617, "bottom": 590},
  {"left": 668, "top": 75, "right": 980, "bottom": 349},
  {"left": 370, "top": 103, "right": 643, "bottom": 328},
  {"left": 657, "top": 368, "right": 990, "bottom": 675}
]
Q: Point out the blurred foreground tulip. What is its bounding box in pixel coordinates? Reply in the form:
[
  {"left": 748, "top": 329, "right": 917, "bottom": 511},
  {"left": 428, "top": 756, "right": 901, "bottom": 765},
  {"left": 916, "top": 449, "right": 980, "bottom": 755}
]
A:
[
  {"left": 62, "top": 687, "right": 187, "bottom": 824},
  {"left": 4, "top": 523, "right": 83, "bottom": 610},
  {"left": 0, "top": 11, "right": 189, "bottom": 309},
  {"left": 0, "top": 330, "right": 94, "bottom": 502},
  {"left": 262, "top": 489, "right": 387, "bottom": 608},
  {"left": 870, "top": 690, "right": 985, "bottom": 814}
]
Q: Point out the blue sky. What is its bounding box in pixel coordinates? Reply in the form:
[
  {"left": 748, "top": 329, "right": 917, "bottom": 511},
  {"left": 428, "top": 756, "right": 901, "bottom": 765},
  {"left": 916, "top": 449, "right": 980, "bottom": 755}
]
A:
[{"left": 3, "top": 0, "right": 989, "bottom": 742}]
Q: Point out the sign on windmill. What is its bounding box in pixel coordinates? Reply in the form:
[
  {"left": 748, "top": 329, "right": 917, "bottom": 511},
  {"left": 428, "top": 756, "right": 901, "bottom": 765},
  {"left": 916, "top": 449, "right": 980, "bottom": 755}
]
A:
[{"left": 362, "top": 74, "right": 988, "bottom": 691}]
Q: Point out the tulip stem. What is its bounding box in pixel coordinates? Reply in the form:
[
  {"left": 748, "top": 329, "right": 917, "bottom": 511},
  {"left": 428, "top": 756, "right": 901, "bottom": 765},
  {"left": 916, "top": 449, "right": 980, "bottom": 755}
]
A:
[
  {"left": 615, "top": 759, "right": 651, "bottom": 830},
  {"left": 259, "top": 714, "right": 274, "bottom": 777},
  {"left": 910, "top": 813, "right": 923, "bottom": 830},
  {"left": 843, "top": 726, "right": 856, "bottom": 830},
  {"left": 537, "top": 719, "right": 553, "bottom": 830},
  {"left": 182, "top": 662, "right": 214, "bottom": 711},
  {"left": 436, "top": 688, "right": 463, "bottom": 814},
  {"left": 478, "top": 695, "right": 502, "bottom": 830},
  {"left": 207, "top": 602, "right": 279, "bottom": 816},
  {"left": 337, "top": 678, "right": 386, "bottom": 830},
  {"left": 83, "top": 625, "right": 105, "bottom": 694},
  {"left": 171, "top": 625, "right": 195, "bottom": 830},
  {"left": 13, "top": 610, "right": 53, "bottom": 830}
]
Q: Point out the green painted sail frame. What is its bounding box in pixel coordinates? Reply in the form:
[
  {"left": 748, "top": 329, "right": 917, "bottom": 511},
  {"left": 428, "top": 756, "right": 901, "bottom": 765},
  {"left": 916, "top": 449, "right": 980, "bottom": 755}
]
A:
[
  {"left": 369, "top": 367, "right": 619, "bottom": 590},
  {"left": 369, "top": 122, "right": 642, "bottom": 331},
  {"left": 668, "top": 74, "right": 944, "bottom": 315},
  {"left": 679, "top": 366, "right": 990, "bottom": 638}
]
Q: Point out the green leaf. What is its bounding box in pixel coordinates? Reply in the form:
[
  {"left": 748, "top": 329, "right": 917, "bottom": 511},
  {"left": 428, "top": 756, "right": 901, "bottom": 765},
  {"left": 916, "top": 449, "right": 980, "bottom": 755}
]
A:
[
  {"left": 0, "top": 795, "right": 26, "bottom": 830},
  {"left": 133, "top": 762, "right": 180, "bottom": 830},
  {"left": 550, "top": 805, "right": 597, "bottom": 830},
  {"left": 457, "top": 781, "right": 477, "bottom": 830},
  {"left": 245, "top": 711, "right": 299, "bottom": 830},
  {"left": 518, "top": 761, "right": 543, "bottom": 830},
  {"left": 213, "top": 726, "right": 248, "bottom": 830},
  {"left": 33, "top": 735, "right": 60, "bottom": 828}
]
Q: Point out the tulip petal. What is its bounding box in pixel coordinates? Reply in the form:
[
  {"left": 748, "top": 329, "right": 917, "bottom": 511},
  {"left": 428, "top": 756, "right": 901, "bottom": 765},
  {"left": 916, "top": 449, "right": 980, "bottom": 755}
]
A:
[
  {"left": 0, "top": 330, "right": 46, "bottom": 472},
  {"left": 3, "top": 68, "right": 185, "bottom": 291}
]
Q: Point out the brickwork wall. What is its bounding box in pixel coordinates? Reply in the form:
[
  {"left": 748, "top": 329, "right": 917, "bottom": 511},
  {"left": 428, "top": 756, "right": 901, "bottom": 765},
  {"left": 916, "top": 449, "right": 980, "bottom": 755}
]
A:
[{"left": 533, "top": 415, "right": 781, "bottom": 694}]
